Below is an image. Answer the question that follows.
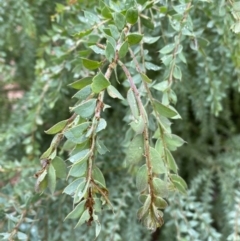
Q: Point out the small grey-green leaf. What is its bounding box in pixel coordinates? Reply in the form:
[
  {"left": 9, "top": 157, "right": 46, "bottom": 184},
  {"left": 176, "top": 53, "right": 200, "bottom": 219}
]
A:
[
  {"left": 63, "top": 178, "right": 84, "bottom": 195},
  {"left": 64, "top": 122, "right": 90, "bottom": 144},
  {"left": 113, "top": 12, "right": 126, "bottom": 30},
  {"left": 140, "top": 73, "right": 152, "bottom": 83},
  {"left": 96, "top": 118, "right": 107, "bottom": 133},
  {"left": 159, "top": 43, "right": 175, "bottom": 54},
  {"left": 136, "top": 164, "right": 148, "bottom": 192},
  {"left": 153, "top": 177, "right": 168, "bottom": 197},
  {"left": 92, "top": 72, "right": 110, "bottom": 93},
  {"left": 45, "top": 120, "right": 68, "bottom": 135},
  {"left": 130, "top": 116, "right": 145, "bottom": 134},
  {"left": 75, "top": 209, "right": 90, "bottom": 228},
  {"left": 153, "top": 81, "right": 169, "bottom": 92},
  {"left": 118, "top": 41, "right": 129, "bottom": 59},
  {"left": 81, "top": 58, "right": 101, "bottom": 70},
  {"left": 73, "top": 99, "right": 97, "bottom": 118},
  {"left": 93, "top": 166, "right": 106, "bottom": 187},
  {"left": 52, "top": 156, "right": 67, "bottom": 178},
  {"left": 69, "top": 77, "right": 92, "bottom": 90},
  {"left": 165, "top": 148, "right": 178, "bottom": 173},
  {"left": 73, "top": 85, "right": 92, "bottom": 100},
  {"left": 153, "top": 99, "right": 178, "bottom": 118},
  {"left": 127, "top": 89, "right": 139, "bottom": 119},
  {"left": 107, "top": 85, "right": 124, "bottom": 100},
  {"left": 68, "top": 149, "right": 90, "bottom": 164},
  {"left": 65, "top": 200, "right": 87, "bottom": 220},
  {"left": 150, "top": 147, "right": 166, "bottom": 174},
  {"left": 154, "top": 196, "right": 168, "bottom": 209},
  {"left": 47, "top": 164, "right": 56, "bottom": 195},
  {"left": 105, "top": 41, "right": 115, "bottom": 61},
  {"left": 125, "top": 135, "right": 144, "bottom": 165}
]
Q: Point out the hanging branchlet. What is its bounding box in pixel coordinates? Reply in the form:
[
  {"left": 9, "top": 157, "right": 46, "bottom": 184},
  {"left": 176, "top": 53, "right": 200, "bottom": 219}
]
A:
[{"left": 35, "top": 0, "right": 188, "bottom": 236}]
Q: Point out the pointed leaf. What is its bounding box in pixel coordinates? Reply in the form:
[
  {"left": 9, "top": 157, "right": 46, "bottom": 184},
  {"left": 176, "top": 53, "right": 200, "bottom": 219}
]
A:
[
  {"left": 45, "top": 120, "right": 68, "bottom": 135},
  {"left": 82, "top": 58, "right": 101, "bottom": 70},
  {"left": 69, "top": 77, "right": 92, "bottom": 90},
  {"left": 127, "top": 89, "right": 139, "bottom": 119},
  {"left": 93, "top": 166, "right": 106, "bottom": 187},
  {"left": 47, "top": 164, "right": 56, "bottom": 194},
  {"left": 136, "top": 164, "right": 148, "bottom": 192},
  {"left": 159, "top": 43, "right": 175, "bottom": 54},
  {"left": 92, "top": 72, "right": 110, "bottom": 93},
  {"left": 126, "top": 8, "right": 138, "bottom": 24},
  {"left": 52, "top": 156, "right": 67, "bottom": 178},
  {"left": 150, "top": 147, "right": 166, "bottom": 174},
  {"left": 125, "top": 135, "right": 144, "bottom": 165},
  {"left": 113, "top": 12, "right": 126, "bottom": 30},
  {"left": 118, "top": 41, "right": 129, "bottom": 59},
  {"left": 153, "top": 177, "right": 168, "bottom": 197},
  {"left": 73, "top": 99, "right": 97, "bottom": 118},
  {"left": 105, "top": 41, "right": 115, "bottom": 61},
  {"left": 127, "top": 33, "right": 143, "bottom": 45},
  {"left": 140, "top": 73, "right": 152, "bottom": 83},
  {"left": 153, "top": 99, "right": 178, "bottom": 118},
  {"left": 65, "top": 200, "right": 87, "bottom": 220},
  {"left": 107, "top": 85, "right": 124, "bottom": 100}
]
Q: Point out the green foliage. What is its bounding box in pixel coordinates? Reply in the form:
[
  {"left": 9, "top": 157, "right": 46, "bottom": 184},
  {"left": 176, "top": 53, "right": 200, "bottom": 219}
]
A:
[{"left": 0, "top": 0, "right": 240, "bottom": 240}]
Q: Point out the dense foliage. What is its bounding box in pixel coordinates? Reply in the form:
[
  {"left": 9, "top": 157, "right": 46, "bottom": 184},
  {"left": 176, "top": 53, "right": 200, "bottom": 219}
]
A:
[{"left": 1, "top": 0, "right": 240, "bottom": 240}]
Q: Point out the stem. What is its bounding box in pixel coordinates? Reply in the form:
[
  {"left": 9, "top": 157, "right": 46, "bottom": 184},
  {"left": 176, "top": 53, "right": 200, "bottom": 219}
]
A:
[{"left": 118, "top": 60, "right": 154, "bottom": 200}]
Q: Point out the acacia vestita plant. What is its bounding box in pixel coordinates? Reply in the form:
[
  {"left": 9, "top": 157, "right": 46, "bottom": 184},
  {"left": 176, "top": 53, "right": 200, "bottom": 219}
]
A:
[{"left": 1, "top": 0, "right": 240, "bottom": 240}]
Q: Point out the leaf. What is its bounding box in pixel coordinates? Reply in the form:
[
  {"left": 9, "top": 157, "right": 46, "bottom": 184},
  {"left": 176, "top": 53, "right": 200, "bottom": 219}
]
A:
[
  {"left": 95, "top": 222, "right": 101, "bottom": 238},
  {"left": 47, "top": 164, "right": 56, "bottom": 194},
  {"left": 91, "top": 72, "right": 110, "bottom": 93},
  {"left": 109, "top": 24, "right": 120, "bottom": 39},
  {"left": 173, "top": 65, "right": 182, "bottom": 80},
  {"left": 40, "top": 145, "right": 53, "bottom": 160},
  {"left": 150, "top": 147, "right": 166, "bottom": 174},
  {"left": 165, "top": 134, "right": 185, "bottom": 150},
  {"left": 126, "top": 8, "right": 138, "bottom": 24},
  {"left": 127, "top": 89, "right": 139, "bottom": 119},
  {"left": 113, "top": 12, "right": 126, "bottom": 30},
  {"left": 65, "top": 200, "right": 87, "bottom": 220},
  {"left": 137, "top": 195, "right": 151, "bottom": 220},
  {"left": 143, "top": 36, "right": 160, "bottom": 44},
  {"left": 96, "top": 139, "right": 109, "bottom": 155},
  {"left": 153, "top": 81, "right": 169, "bottom": 92},
  {"left": 69, "top": 77, "right": 92, "bottom": 90},
  {"left": 118, "top": 41, "right": 129, "bottom": 59},
  {"left": 93, "top": 166, "right": 106, "bottom": 187},
  {"left": 127, "top": 33, "right": 143, "bottom": 45},
  {"left": 75, "top": 209, "right": 90, "bottom": 228},
  {"left": 153, "top": 99, "right": 178, "bottom": 118},
  {"left": 130, "top": 115, "right": 145, "bottom": 134},
  {"left": 82, "top": 58, "right": 101, "bottom": 70},
  {"left": 64, "top": 122, "right": 90, "bottom": 144},
  {"left": 52, "top": 156, "right": 67, "bottom": 178},
  {"left": 159, "top": 43, "right": 175, "bottom": 54},
  {"left": 68, "top": 149, "right": 90, "bottom": 163},
  {"left": 89, "top": 45, "right": 105, "bottom": 55},
  {"left": 170, "top": 174, "right": 187, "bottom": 189},
  {"left": 96, "top": 118, "right": 107, "bottom": 133},
  {"left": 125, "top": 135, "right": 144, "bottom": 165},
  {"left": 101, "top": 6, "right": 112, "bottom": 19},
  {"left": 161, "top": 54, "right": 173, "bottom": 66},
  {"left": 165, "top": 148, "right": 178, "bottom": 173},
  {"left": 140, "top": 73, "right": 152, "bottom": 83},
  {"left": 105, "top": 41, "right": 115, "bottom": 61},
  {"left": 63, "top": 178, "right": 84, "bottom": 195},
  {"left": 73, "top": 99, "right": 97, "bottom": 118},
  {"left": 45, "top": 120, "right": 68, "bottom": 134},
  {"left": 107, "top": 85, "right": 124, "bottom": 100},
  {"left": 69, "top": 161, "right": 87, "bottom": 177},
  {"left": 136, "top": 164, "right": 148, "bottom": 192},
  {"left": 35, "top": 170, "right": 47, "bottom": 192},
  {"left": 153, "top": 177, "right": 168, "bottom": 197},
  {"left": 141, "top": 16, "right": 154, "bottom": 29},
  {"left": 154, "top": 196, "right": 168, "bottom": 209},
  {"left": 73, "top": 85, "right": 92, "bottom": 100}
]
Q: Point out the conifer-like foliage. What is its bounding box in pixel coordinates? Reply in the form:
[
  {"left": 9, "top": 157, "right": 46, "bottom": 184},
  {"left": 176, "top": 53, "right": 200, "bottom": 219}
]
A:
[{"left": 0, "top": 0, "right": 240, "bottom": 240}]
